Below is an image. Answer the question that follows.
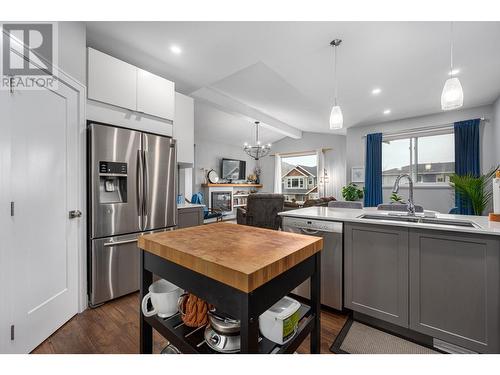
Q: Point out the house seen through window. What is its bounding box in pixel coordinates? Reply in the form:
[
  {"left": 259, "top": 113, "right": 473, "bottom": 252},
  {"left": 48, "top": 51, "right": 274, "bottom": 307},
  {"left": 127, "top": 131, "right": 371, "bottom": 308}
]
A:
[
  {"left": 281, "top": 153, "right": 318, "bottom": 203},
  {"left": 382, "top": 132, "right": 455, "bottom": 186}
]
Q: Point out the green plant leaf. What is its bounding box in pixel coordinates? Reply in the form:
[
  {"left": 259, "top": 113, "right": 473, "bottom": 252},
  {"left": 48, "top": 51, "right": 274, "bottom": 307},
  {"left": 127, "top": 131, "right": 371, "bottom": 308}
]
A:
[
  {"left": 342, "top": 183, "right": 364, "bottom": 201},
  {"left": 449, "top": 165, "right": 499, "bottom": 215}
]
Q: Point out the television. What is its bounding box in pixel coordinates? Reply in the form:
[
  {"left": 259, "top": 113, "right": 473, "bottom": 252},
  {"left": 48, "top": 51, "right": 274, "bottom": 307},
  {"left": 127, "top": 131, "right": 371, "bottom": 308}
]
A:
[{"left": 221, "top": 158, "right": 246, "bottom": 181}]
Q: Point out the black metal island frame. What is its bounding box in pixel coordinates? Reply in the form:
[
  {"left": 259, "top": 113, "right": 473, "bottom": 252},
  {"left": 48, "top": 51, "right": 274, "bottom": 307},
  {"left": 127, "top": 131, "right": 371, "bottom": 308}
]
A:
[{"left": 138, "top": 222, "right": 323, "bottom": 354}]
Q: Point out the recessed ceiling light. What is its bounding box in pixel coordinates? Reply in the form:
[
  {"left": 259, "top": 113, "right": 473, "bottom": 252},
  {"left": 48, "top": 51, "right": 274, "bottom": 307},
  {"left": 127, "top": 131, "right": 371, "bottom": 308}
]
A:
[
  {"left": 371, "top": 88, "right": 382, "bottom": 95},
  {"left": 383, "top": 109, "right": 391, "bottom": 115},
  {"left": 448, "top": 68, "right": 460, "bottom": 76},
  {"left": 170, "top": 45, "right": 182, "bottom": 55}
]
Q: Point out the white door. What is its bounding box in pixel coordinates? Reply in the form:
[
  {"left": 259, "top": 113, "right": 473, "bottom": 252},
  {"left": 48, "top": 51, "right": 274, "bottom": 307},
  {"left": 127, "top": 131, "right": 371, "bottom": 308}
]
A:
[{"left": 0, "top": 79, "right": 80, "bottom": 353}]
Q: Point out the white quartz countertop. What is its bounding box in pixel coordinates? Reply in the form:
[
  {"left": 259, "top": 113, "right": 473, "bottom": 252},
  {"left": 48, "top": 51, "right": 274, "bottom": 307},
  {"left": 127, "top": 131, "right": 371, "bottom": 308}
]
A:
[
  {"left": 177, "top": 203, "right": 205, "bottom": 209},
  {"left": 279, "top": 206, "right": 500, "bottom": 236}
]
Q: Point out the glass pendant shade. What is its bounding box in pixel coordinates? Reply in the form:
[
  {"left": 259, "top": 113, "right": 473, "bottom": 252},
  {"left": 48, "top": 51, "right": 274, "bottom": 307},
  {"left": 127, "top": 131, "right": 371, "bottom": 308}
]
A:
[
  {"left": 441, "top": 77, "right": 464, "bottom": 111},
  {"left": 329, "top": 105, "right": 343, "bottom": 129}
]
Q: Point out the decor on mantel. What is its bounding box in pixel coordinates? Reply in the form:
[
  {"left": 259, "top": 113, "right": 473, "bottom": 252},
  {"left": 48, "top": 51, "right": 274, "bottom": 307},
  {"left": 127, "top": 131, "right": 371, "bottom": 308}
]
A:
[
  {"left": 247, "top": 173, "right": 257, "bottom": 183},
  {"left": 329, "top": 39, "right": 343, "bottom": 129},
  {"left": 441, "top": 22, "right": 464, "bottom": 111},
  {"left": 254, "top": 165, "right": 262, "bottom": 184},
  {"left": 207, "top": 169, "right": 220, "bottom": 184},
  {"left": 243, "top": 121, "right": 271, "bottom": 160}
]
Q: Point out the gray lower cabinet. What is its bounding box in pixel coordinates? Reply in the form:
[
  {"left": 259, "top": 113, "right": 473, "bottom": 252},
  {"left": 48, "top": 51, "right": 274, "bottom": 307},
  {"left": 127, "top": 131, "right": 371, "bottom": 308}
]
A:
[
  {"left": 409, "top": 229, "right": 500, "bottom": 353},
  {"left": 344, "top": 223, "right": 409, "bottom": 327},
  {"left": 177, "top": 207, "right": 204, "bottom": 229}
]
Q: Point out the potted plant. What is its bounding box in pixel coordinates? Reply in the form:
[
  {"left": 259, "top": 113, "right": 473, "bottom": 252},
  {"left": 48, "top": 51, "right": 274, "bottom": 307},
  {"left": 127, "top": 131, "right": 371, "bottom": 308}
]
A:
[
  {"left": 449, "top": 166, "right": 499, "bottom": 216},
  {"left": 342, "top": 183, "right": 364, "bottom": 201},
  {"left": 390, "top": 192, "right": 404, "bottom": 203}
]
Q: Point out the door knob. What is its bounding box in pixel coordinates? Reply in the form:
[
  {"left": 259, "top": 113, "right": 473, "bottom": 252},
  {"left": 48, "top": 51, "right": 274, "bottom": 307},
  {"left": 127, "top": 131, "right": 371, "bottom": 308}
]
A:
[{"left": 68, "top": 210, "right": 82, "bottom": 219}]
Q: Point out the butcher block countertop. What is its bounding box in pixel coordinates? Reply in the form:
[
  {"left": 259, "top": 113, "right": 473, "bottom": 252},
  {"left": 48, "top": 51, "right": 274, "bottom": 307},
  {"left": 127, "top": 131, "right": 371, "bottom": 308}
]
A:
[{"left": 137, "top": 222, "right": 323, "bottom": 293}]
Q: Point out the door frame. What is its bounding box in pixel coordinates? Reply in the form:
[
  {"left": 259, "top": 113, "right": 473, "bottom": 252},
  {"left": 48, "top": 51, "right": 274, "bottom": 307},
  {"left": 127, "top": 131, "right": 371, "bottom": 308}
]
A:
[{"left": 53, "top": 66, "right": 87, "bottom": 313}]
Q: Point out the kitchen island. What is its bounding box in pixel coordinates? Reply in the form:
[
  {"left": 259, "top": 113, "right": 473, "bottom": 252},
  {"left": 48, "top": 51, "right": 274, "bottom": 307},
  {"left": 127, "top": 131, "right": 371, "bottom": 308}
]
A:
[
  {"left": 137, "top": 222, "right": 323, "bottom": 354},
  {"left": 279, "top": 206, "right": 500, "bottom": 354}
]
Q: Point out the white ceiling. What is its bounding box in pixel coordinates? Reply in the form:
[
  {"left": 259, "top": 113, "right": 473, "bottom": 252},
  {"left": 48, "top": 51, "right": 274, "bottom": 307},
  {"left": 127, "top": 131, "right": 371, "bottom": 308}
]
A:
[
  {"left": 194, "top": 101, "right": 284, "bottom": 145},
  {"left": 86, "top": 21, "right": 500, "bottom": 144}
]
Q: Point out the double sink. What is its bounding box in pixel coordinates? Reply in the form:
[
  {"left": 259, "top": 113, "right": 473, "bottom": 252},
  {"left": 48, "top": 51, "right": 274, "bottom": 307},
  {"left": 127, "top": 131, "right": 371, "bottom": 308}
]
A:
[{"left": 359, "top": 213, "right": 481, "bottom": 229}]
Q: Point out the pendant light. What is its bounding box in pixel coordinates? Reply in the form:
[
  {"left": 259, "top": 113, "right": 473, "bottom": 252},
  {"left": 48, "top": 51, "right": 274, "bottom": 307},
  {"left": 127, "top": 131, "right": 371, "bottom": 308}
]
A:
[
  {"left": 329, "top": 39, "right": 343, "bottom": 129},
  {"left": 441, "top": 22, "right": 463, "bottom": 111}
]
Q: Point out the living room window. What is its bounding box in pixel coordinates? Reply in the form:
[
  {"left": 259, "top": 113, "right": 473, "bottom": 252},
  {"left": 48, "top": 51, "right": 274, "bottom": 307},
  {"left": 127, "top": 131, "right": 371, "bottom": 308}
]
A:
[
  {"left": 382, "top": 132, "right": 455, "bottom": 187},
  {"left": 280, "top": 153, "right": 318, "bottom": 203}
]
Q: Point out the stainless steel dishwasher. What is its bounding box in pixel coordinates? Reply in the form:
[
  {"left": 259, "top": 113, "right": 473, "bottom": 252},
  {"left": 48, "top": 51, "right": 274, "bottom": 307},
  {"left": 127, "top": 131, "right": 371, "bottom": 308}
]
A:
[{"left": 282, "top": 216, "right": 343, "bottom": 310}]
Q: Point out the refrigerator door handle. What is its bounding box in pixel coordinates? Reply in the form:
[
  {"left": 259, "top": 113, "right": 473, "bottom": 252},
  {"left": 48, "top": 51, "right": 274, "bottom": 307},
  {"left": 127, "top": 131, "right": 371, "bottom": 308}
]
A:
[
  {"left": 136, "top": 149, "right": 144, "bottom": 230},
  {"left": 103, "top": 238, "right": 138, "bottom": 247},
  {"left": 142, "top": 149, "right": 149, "bottom": 228}
]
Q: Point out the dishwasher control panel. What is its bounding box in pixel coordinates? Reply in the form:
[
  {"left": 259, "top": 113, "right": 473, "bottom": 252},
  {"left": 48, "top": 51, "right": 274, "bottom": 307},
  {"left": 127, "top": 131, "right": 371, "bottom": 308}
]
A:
[{"left": 282, "top": 216, "right": 342, "bottom": 232}]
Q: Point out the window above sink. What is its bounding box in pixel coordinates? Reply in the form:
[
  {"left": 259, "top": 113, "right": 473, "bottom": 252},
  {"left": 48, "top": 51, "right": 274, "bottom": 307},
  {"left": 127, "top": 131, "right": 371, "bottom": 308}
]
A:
[{"left": 382, "top": 132, "right": 455, "bottom": 188}]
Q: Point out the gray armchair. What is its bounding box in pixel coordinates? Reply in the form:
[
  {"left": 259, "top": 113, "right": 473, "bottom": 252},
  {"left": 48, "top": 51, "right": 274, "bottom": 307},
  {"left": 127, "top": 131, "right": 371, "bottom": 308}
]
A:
[{"left": 236, "top": 193, "right": 285, "bottom": 230}]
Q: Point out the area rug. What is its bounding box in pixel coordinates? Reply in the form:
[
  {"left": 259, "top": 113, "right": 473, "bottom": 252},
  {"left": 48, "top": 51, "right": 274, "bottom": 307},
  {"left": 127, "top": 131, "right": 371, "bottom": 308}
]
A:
[{"left": 330, "top": 319, "right": 439, "bottom": 354}]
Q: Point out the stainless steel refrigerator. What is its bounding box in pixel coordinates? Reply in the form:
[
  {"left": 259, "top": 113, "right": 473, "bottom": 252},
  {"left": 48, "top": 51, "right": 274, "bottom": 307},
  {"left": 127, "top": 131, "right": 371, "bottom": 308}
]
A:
[{"left": 88, "top": 122, "right": 177, "bottom": 306}]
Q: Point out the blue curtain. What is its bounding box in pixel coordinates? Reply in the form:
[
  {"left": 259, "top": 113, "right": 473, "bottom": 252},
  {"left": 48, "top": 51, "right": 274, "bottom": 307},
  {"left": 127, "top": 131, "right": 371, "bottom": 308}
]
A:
[
  {"left": 454, "top": 118, "right": 480, "bottom": 215},
  {"left": 364, "top": 133, "right": 383, "bottom": 207}
]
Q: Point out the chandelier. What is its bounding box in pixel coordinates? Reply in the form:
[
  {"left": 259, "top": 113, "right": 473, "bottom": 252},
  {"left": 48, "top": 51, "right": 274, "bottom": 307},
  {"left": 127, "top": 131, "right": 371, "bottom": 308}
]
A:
[{"left": 243, "top": 121, "right": 271, "bottom": 160}]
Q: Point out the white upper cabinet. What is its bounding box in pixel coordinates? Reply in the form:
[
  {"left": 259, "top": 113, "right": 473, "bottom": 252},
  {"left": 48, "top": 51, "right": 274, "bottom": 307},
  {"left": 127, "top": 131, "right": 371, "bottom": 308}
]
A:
[
  {"left": 87, "top": 48, "right": 137, "bottom": 110},
  {"left": 136, "top": 69, "right": 175, "bottom": 120},
  {"left": 174, "top": 92, "right": 194, "bottom": 165},
  {"left": 87, "top": 48, "right": 175, "bottom": 121}
]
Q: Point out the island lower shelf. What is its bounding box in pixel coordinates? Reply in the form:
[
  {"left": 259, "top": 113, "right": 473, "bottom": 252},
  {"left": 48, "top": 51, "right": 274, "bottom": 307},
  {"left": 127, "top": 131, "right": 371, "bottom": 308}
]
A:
[{"left": 145, "top": 303, "right": 313, "bottom": 354}]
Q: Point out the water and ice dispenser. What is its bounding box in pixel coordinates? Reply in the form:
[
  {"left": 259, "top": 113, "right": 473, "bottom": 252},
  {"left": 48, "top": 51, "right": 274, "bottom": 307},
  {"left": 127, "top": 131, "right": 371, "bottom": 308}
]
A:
[{"left": 98, "top": 161, "right": 128, "bottom": 204}]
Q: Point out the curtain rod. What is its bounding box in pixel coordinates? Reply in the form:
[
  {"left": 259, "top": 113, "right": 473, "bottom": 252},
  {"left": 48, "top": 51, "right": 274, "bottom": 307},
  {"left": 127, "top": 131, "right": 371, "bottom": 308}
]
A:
[
  {"left": 362, "top": 117, "right": 487, "bottom": 139},
  {"left": 270, "top": 148, "right": 332, "bottom": 157}
]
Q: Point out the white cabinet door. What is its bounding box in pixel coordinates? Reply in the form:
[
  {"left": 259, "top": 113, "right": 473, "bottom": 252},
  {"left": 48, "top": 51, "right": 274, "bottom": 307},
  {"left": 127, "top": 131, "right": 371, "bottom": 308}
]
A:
[
  {"left": 1, "top": 81, "right": 80, "bottom": 353},
  {"left": 173, "top": 92, "right": 194, "bottom": 165},
  {"left": 88, "top": 47, "right": 137, "bottom": 110},
  {"left": 136, "top": 68, "right": 175, "bottom": 120}
]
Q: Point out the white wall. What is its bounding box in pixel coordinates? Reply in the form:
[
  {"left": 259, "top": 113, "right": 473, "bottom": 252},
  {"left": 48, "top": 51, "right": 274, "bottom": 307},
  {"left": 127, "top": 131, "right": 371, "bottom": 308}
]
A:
[
  {"left": 260, "top": 132, "right": 347, "bottom": 198},
  {"left": 346, "top": 104, "right": 495, "bottom": 213},
  {"left": 58, "top": 22, "right": 86, "bottom": 85},
  {"left": 193, "top": 137, "right": 257, "bottom": 194}
]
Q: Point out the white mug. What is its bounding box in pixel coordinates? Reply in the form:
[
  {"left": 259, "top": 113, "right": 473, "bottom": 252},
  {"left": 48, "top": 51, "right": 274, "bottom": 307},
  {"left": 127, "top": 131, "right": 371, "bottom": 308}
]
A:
[{"left": 141, "top": 279, "right": 182, "bottom": 318}]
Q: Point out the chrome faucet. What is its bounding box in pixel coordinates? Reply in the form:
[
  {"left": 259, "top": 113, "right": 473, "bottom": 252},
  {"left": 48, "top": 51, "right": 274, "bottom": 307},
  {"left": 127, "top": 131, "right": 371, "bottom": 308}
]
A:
[{"left": 392, "top": 174, "right": 416, "bottom": 216}]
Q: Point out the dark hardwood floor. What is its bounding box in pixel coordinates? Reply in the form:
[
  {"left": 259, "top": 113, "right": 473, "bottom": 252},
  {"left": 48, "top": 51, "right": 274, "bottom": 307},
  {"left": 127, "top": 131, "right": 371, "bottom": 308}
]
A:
[{"left": 33, "top": 292, "right": 348, "bottom": 354}]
